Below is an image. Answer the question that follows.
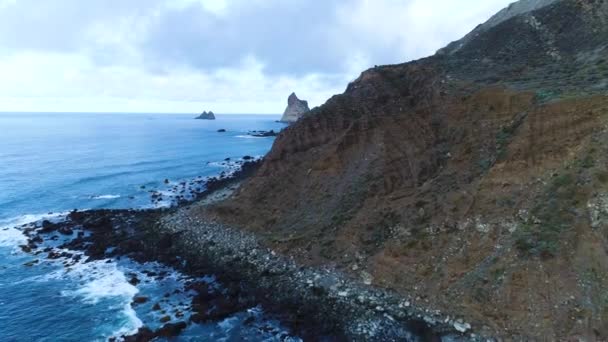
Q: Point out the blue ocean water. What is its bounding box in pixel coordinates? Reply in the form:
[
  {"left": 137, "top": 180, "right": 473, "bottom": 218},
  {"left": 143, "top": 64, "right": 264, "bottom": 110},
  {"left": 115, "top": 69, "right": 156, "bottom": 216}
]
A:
[{"left": 0, "top": 113, "right": 293, "bottom": 341}]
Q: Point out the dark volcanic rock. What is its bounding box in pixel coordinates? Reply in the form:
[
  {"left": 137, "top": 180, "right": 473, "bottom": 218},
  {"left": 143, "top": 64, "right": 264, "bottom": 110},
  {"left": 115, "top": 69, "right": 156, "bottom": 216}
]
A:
[
  {"left": 123, "top": 322, "right": 187, "bottom": 341},
  {"left": 57, "top": 226, "right": 73, "bottom": 235},
  {"left": 128, "top": 276, "right": 140, "bottom": 286},
  {"left": 133, "top": 296, "right": 149, "bottom": 304},
  {"left": 248, "top": 130, "right": 278, "bottom": 137},
  {"left": 156, "top": 322, "right": 187, "bottom": 338}
]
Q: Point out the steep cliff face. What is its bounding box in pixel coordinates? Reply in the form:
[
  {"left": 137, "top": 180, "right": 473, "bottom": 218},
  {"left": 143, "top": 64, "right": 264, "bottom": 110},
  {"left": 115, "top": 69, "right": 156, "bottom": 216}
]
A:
[
  {"left": 280, "top": 92, "right": 310, "bottom": 123},
  {"left": 210, "top": 0, "right": 608, "bottom": 339}
]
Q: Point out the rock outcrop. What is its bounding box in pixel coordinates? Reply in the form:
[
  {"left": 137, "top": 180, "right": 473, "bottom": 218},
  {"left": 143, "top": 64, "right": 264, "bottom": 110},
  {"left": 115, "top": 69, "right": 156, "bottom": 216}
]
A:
[
  {"left": 209, "top": 0, "right": 608, "bottom": 340},
  {"left": 280, "top": 93, "right": 310, "bottom": 123},
  {"left": 195, "top": 111, "right": 216, "bottom": 120}
]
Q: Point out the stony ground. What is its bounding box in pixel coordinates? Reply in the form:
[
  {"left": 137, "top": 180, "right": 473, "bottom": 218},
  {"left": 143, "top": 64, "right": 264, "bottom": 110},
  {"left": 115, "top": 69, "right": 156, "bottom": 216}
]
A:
[{"left": 160, "top": 188, "right": 474, "bottom": 341}]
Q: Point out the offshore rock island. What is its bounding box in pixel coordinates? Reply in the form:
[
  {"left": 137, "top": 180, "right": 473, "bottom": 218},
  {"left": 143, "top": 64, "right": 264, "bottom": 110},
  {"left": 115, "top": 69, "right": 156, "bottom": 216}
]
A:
[
  {"left": 15, "top": 0, "right": 608, "bottom": 340},
  {"left": 195, "top": 111, "right": 216, "bottom": 120},
  {"left": 280, "top": 93, "right": 310, "bottom": 123}
]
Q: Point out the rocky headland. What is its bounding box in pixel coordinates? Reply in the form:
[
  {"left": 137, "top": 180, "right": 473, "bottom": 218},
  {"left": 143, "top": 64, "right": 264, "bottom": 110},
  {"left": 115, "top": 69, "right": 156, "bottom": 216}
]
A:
[
  {"left": 207, "top": 0, "right": 608, "bottom": 340},
  {"left": 280, "top": 93, "right": 310, "bottom": 123},
  {"left": 195, "top": 111, "right": 216, "bottom": 120}
]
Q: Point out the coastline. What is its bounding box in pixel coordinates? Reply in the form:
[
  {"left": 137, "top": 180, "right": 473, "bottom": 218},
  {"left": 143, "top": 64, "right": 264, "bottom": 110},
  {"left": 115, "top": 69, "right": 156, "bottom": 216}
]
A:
[{"left": 15, "top": 160, "right": 473, "bottom": 341}]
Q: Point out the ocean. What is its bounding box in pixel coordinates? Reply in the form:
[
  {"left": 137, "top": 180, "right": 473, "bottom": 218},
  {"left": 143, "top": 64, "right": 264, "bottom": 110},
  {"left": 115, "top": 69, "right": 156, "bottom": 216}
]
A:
[{"left": 0, "top": 113, "right": 297, "bottom": 341}]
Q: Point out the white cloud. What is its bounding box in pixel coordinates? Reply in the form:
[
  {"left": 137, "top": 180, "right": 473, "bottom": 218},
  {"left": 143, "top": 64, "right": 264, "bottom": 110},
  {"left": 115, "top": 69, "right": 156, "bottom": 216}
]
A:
[{"left": 0, "top": 0, "right": 514, "bottom": 113}]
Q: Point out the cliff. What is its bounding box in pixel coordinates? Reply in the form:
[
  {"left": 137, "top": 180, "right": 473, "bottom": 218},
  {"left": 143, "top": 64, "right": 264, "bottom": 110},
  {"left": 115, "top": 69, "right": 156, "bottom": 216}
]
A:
[
  {"left": 280, "top": 93, "right": 310, "bottom": 123},
  {"left": 195, "top": 111, "right": 216, "bottom": 120},
  {"left": 208, "top": 0, "right": 608, "bottom": 339}
]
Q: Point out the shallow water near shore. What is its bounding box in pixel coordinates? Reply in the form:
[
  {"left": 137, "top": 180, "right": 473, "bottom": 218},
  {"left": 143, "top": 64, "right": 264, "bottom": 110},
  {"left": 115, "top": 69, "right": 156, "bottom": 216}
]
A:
[{"left": 0, "top": 112, "right": 294, "bottom": 341}]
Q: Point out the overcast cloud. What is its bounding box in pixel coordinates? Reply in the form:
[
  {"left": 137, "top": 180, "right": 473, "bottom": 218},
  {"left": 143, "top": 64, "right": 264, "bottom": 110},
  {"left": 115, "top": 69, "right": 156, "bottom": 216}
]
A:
[{"left": 0, "top": 0, "right": 514, "bottom": 113}]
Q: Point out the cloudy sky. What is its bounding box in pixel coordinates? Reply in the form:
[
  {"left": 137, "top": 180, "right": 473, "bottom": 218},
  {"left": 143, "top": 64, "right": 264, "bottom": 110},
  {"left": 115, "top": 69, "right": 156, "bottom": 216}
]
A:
[{"left": 0, "top": 0, "right": 514, "bottom": 114}]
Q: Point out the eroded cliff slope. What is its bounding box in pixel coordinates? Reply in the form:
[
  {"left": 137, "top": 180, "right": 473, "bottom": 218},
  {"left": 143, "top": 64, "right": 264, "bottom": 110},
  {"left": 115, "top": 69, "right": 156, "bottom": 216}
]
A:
[{"left": 208, "top": 0, "right": 608, "bottom": 339}]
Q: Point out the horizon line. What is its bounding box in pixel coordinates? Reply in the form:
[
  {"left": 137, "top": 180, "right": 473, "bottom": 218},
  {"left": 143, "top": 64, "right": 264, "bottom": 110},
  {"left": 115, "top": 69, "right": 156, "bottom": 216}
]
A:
[{"left": 0, "top": 111, "right": 281, "bottom": 115}]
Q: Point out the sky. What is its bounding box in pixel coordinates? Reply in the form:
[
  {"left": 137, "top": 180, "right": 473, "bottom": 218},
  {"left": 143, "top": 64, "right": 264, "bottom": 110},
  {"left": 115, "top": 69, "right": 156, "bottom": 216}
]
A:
[{"left": 0, "top": 0, "right": 515, "bottom": 114}]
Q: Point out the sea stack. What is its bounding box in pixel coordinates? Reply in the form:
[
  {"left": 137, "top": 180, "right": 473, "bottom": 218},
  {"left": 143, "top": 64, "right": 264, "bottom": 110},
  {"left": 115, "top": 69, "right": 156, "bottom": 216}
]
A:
[
  {"left": 195, "top": 111, "right": 216, "bottom": 120},
  {"left": 280, "top": 93, "right": 310, "bottom": 123}
]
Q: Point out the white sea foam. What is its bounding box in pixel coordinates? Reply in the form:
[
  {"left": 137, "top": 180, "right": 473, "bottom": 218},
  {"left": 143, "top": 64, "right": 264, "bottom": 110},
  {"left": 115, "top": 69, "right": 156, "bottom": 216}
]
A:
[
  {"left": 57, "top": 258, "right": 139, "bottom": 303},
  {"left": 0, "top": 212, "right": 69, "bottom": 248},
  {"left": 235, "top": 135, "right": 265, "bottom": 139},
  {"left": 207, "top": 161, "right": 240, "bottom": 168},
  {"left": 0, "top": 212, "right": 68, "bottom": 229},
  {"left": 0, "top": 227, "right": 27, "bottom": 247},
  {"left": 91, "top": 194, "right": 121, "bottom": 200},
  {"left": 218, "top": 316, "right": 239, "bottom": 331},
  {"left": 43, "top": 254, "right": 143, "bottom": 338},
  {"left": 110, "top": 303, "right": 144, "bottom": 338},
  {"left": 144, "top": 199, "right": 173, "bottom": 209}
]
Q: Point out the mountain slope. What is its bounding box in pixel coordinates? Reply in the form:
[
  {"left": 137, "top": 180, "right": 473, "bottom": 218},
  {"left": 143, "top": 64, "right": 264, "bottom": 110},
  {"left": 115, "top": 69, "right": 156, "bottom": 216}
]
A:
[{"left": 208, "top": 0, "right": 608, "bottom": 339}]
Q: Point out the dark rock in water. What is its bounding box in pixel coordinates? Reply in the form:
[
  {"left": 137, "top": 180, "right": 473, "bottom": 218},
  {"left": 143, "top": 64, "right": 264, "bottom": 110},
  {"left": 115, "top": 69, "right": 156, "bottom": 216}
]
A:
[
  {"left": 123, "top": 327, "right": 155, "bottom": 342},
  {"left": 248, "top": 130, "right": 278, "bottom": 137},
  {"left": 40, "top": 220, "right": 58, "bottom": 234},
  {"left": 217, "top": 129, "right": 226, "bottom": 132},
  {"left": 242, "top": 156, "right": 253, "bottom": 160},
  {"left": 57, "top": 226, "right": 73, "bottom": 235},
  {"left": 243, "top": 315, "right": 255, "bottom": 325},
  {"left": 128, "top": 276, "right": 140, "bottom": 286},
  {"left": 20, "top": 245, "right": 33, "bottom": 253},
  {"left": 23, "top": 259, "right": 39, "bottom": 267},
  {"left": 190, "top": 284, "right": 249, "bottom": 324},
  {"left": 123, "top": 322, "right": 187, "bottom": 341},
  {"left": 280, "top": 92, "right": 310, "bottom": 123},
  {"left": 152, "top": 303, "right": 161, "bottom": 311},
  {"left": 156, "top": 322, "right": 187, "bottom": 338},
  {"left": 159, "top": 315, "right": 171, "bottom": 323},
  {"left": 164, "top": 179, "right": 170, "bottom": 184},
  {"left": 133, "top": 296, "right": 149, "bottom": 304},
  {"left": 195, "top": 111, "right": 216, "bottom": 120},
  {"left": 47, "top": 251, "right": 62, "bottom": 259}
]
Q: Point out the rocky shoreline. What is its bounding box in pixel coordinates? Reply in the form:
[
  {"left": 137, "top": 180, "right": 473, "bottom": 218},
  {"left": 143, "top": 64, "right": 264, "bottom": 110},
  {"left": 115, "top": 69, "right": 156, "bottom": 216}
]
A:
[
  {"left": 14, "top": 162, "right": 476, "bottom": 341},
  {"left": 159, "top": 205, "right": 474, "bottom": 341}
]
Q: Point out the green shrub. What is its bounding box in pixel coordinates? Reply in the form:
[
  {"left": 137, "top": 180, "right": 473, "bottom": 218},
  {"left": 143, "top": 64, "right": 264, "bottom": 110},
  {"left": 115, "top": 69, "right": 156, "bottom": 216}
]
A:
[
  {"left": 535, "top": 89, "right": 560, "bottom": 103},
  {"left": 514, "top": 173, "right": 577, "bottom": 258},
  {"left": 514, "top": 222, "right": 563, "bottom": 257}
]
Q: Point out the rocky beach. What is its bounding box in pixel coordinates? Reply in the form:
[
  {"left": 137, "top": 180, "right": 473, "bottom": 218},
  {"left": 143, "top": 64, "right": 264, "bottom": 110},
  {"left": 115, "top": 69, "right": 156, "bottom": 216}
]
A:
[{"left": 13, "top": 160, "right": 472, "bottom": 341}]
